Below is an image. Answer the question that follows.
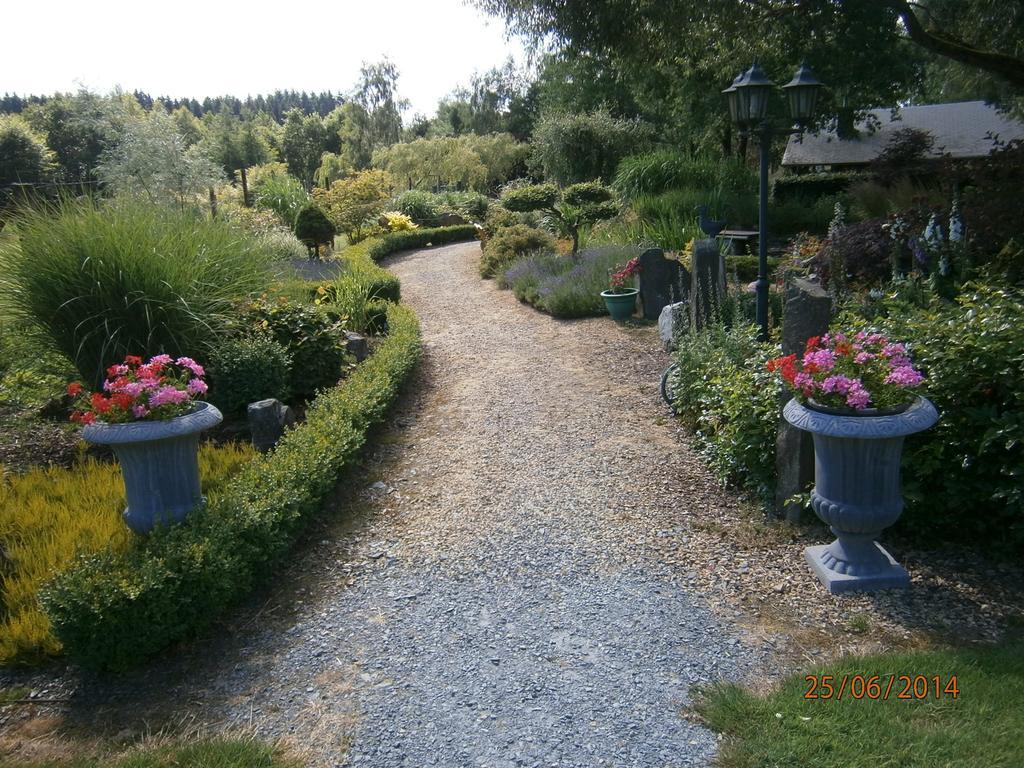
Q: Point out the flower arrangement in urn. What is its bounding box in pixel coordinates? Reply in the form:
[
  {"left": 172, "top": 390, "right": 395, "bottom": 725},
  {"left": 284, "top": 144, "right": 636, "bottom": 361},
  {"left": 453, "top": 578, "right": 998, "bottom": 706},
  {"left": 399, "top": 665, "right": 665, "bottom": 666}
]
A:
[
  {"left": 67, "top": 354, "right": 221, "bottom": 534},
  {"left": 67, "top": 354, "right": 208, "bottom": 424},
  {"left": 767, "top": 332, "right": 925, "bottom": 413}
]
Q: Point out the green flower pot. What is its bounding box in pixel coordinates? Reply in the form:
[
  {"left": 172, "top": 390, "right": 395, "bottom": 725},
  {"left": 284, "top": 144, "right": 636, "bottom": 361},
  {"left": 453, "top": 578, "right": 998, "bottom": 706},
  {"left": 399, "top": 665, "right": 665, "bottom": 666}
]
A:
[{"left": 601, "top": 288, "right": 638, "bottom": 322}]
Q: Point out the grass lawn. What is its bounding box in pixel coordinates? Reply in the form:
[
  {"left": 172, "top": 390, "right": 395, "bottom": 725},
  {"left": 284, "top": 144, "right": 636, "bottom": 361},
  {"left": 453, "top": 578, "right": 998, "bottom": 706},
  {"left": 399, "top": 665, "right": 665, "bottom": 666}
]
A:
[
  {"left": 2, "top": 736, "right": 297, "bottom": 768},
  {"left": 696, "top": 637, "right": 1024, "bottom": 767}
]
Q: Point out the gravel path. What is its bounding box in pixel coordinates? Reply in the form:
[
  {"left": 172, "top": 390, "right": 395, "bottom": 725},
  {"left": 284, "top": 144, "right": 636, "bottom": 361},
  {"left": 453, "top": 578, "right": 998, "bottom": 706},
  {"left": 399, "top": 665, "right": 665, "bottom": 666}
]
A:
[{"left": 218, "top": 241, "right": 779, "bottom": 766}]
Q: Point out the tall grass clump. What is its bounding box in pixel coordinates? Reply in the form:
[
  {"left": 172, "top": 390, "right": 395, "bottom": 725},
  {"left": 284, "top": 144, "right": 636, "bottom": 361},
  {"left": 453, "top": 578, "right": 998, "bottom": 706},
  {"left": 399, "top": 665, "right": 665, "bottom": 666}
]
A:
[
  {"left": 0, "top": 197, "right": 274, "bottom": 386},
  {"left": 614, "top": 151, "right": 755, "bottom": 200},
  {"left": 0, "top": 442, "right": 255, "bottom": 663}
]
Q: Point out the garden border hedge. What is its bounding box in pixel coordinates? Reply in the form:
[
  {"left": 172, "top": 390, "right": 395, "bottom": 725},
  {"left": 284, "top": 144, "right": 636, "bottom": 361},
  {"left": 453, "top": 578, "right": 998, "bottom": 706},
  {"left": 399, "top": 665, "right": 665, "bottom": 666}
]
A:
[
  {"left": 367, "top": 225, "right": 479, "bottom": 261},
  {"left": 41, "top": 297, "right": 420, "bottom": 671}
]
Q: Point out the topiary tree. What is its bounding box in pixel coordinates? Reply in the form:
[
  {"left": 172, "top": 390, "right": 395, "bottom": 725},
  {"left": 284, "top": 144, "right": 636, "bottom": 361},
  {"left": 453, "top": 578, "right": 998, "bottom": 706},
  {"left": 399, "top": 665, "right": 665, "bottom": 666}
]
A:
[
  {"left": 501, "top": 181, "right": 618, "bottom": 254},
  {"left": 293, "top": 203, "right": 336, "bottom": 260}
]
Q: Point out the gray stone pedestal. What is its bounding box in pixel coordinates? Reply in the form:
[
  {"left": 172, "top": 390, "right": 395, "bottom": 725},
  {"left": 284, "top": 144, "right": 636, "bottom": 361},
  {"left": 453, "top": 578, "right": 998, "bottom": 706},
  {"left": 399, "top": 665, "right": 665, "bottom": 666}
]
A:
[{"left": 805, "top": 543, "right": 910, "bottom": 594}]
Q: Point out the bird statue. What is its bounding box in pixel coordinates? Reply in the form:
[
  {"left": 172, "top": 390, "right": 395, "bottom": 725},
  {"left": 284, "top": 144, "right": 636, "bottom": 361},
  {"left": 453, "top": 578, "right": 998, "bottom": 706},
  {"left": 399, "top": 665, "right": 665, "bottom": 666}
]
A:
[{"left": 695, "top": 205, "right": 727, "bottom": 238}]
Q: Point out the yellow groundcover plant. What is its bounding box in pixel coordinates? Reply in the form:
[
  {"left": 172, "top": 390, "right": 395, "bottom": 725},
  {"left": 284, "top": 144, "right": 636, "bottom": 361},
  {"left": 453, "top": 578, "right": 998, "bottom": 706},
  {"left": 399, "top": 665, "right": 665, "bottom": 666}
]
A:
[{"left": 0, "top": 442, "right": 255, "bottom": 663}]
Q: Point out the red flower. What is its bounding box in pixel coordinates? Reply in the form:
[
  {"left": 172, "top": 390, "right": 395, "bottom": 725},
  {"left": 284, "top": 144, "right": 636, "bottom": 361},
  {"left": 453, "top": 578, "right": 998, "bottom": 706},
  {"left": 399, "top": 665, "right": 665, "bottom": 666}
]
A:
[
  {"left": 124, "top": 355, "right": 143, "bottom": 366},
  {"left": 67, "top": 382, "right": 83, "bottom": 397},
  {"left": 111, "top": 392, "right": 134, "bottom": 410},
  {"left": 80, "top": 412, "right": 95, "bottom": 424},
  {"left": 91, "top": 393, "right": 112, "bottom": 414},
  {"left": 805, "top": 336, "right": 821, "bottom": 352}
]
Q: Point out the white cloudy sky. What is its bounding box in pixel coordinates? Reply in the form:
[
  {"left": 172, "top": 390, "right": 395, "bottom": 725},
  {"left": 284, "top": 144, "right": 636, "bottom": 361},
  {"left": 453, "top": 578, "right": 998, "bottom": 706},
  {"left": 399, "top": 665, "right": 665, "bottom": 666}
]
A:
[{"left": 2, "top": 0, "right": 529, "bottom": 117}]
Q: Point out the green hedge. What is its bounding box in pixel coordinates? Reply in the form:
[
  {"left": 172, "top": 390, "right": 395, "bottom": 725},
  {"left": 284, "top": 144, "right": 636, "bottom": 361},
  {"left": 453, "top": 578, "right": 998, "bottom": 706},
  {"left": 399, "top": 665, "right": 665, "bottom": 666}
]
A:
[
  {"left": 367, "top": 225, "right": 479, "bottom": 261},
  {"left": 772, "top": 171, "right": 873, "bottom": 202},
  {"left": 343, "top": 240, "right": 401, "bottom": 304},
  {"left": 41, "top": 301, "right": 421, "bottom": 671}
]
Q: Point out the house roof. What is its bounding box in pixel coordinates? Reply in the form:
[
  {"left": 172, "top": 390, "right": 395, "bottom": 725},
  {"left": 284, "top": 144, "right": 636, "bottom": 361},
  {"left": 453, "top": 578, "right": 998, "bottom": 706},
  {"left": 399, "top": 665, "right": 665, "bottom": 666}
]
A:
[{"left": 782, "top": 101, "right": 1024, "bottom": 167}]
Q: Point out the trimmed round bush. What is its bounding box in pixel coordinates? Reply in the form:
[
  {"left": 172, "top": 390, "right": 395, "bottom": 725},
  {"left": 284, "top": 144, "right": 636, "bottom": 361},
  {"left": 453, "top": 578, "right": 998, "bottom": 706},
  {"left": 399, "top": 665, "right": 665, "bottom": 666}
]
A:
[
  {"left": 480, "top": 225, "right": 557, "bottom": 279},
  {"left": 207, "top": 334, "right": 292, "bottom": 417},
  {"left": 0, "top": 197, "right": 273, "bottom": 387},
  {"left": 293, "top": 204, "right": 335, "bottom": 255}
]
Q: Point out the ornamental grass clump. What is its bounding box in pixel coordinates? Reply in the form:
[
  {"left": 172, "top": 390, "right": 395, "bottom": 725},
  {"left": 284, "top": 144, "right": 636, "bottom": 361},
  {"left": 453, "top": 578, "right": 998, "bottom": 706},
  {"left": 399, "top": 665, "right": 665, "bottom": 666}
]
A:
[
  {"left": 767, "top": 332, "right": 925, "bottom": 411},
  {"left": 0, "top": 197, "right": 274, "bottom": 387}
]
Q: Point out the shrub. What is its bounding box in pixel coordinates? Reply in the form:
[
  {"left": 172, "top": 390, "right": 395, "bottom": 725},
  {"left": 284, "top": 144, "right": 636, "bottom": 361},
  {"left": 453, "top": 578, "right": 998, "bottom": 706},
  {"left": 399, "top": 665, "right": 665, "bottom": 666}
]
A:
[
  {"left": 501, "top": 181, "right": 618, "bottom": 254},
  {"left": 238, "top": 299, "right": 347, "bottom": 401},
  {"left": 439, "top": 191, "right": 489, "bottom": 221},
  {"left": 815, "top": 218, "right": 892, "bottom": 289},
  {"left": 293, "top": 204, "right": 336, "bottom": 256},
  {"left": 670, "top": 323, "right": 780, "bottom": 503},
  {"left": 41, "top": 302, "right": 420, "bottom": 670},
  {"left": 258, "top": 228, "right": 310, "bottom": 261},
  {"left": 367, "top": 225, "right": 479, "bottom": 261},
  {"left": 0, "top": 443, "right": 254, "bottom": 663},
  {"left": 312, "top": 170, "right": 394, "bottom": 244},
  {"left": 502, "top": 245, "right": 638, "bottom": 318},
  {"left": 206, "top": 335, "right": 292, "bottom": 417},
  {"left": 725, "top": 255, "right": 781, "bottom": 283},
  {"left": 841, "top": 283, "right": 1024, "bottom": 547},
  {"left": 0, "top": 197, "right": 273, "bottom": 387},
  {"left": 381, "top": 210, "right": 418, "bottom": 232},
  {"left": 480, "top": 225, "right": 556, "bottom": 278}
]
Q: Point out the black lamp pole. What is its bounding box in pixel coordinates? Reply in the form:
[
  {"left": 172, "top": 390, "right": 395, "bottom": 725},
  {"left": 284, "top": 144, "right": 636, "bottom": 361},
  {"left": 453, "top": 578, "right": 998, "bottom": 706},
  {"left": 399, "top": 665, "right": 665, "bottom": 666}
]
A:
[{"left": 724, "top": 61, "right": 823, "bottom": 341}]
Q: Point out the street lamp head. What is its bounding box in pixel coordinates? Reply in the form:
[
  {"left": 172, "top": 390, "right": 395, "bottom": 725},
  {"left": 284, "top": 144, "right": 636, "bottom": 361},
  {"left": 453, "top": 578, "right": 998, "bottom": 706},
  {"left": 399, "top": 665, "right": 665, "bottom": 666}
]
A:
[
  {"left": 722, "top": 72, "right": 743, "bottom": 126},
  {"left": 732, "top": 61, "right": 774, "bottom": 126},
  {"left": 782, "top": 62, "right": 823, "bottom": 125}
]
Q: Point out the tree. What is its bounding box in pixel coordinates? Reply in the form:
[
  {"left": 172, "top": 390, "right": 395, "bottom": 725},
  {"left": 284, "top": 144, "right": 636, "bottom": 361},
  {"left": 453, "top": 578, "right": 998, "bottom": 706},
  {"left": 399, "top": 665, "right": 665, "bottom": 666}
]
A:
[
  {"left": 293, "top": 203, "right": 336, "bottom": 259},
  {"left": 502, "top": 181, "right": 618, "bottom": 254},
  {"left": 313, "top": 152, "right": 353, "bottom": 188},
  {"left": 312, "top": 169, "right": 394, "bottom": 243},
  {"left": 281, "top": 109, "right": 329, "bottom": 189},
  {"left": 336, "top": 102, "right": 375, "bottom": 171},
  {"left": 351, "top": 59, "right": 407, "bottom": 151},
  {"left": 373, "top": 134, "right": 527, "bottom": 192},
  {"left": 202, "top": 112, "right": 273, "bottom": 205},
  {"left": 0, "top": 115, "right": 56, "bottom": 186},
  {"left": 95, "top": 109, "right": 223, "bottom": 210},
  {"left": 531, "top": 109, "right": 654, "bottom": 184}
]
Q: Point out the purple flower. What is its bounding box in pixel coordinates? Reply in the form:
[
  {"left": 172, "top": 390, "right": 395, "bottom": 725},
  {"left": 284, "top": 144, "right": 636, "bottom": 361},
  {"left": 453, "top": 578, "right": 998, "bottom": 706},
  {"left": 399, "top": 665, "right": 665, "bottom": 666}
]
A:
[
  {"left": 187, "top": 378, "right": 208, "bottom": 395},
  {"left": 847, "top": 386, "right": 871, "bottom": 409}
]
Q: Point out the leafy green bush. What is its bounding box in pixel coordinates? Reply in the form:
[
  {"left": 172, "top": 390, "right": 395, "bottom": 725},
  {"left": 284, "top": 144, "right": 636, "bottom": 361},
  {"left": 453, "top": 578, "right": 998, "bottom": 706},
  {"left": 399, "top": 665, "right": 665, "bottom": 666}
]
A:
[
  {"left": 613, "top": 151, "right": 754, "bottom": 200},
  {"left": 206, "top": 335, "right": 292, "bottom": 417},
  {"left": 238, "top": 299, "right": 347, "bottom": 400},
  {"left": 480, "top": 225, "right": 557, "bottom": 279},
  {"left": 842, "top": 283, "right": 1024, "bottom": 547},
  {"left": 293, "top": 203, "right": 335, "bottom": 256},
  {"left": 439, "top": 191, "right": 489, "bottom": 221},
  {"left": 725, "top": 255, "right": 781, "bottom": 283},
  {"left": 0, "top": 197, "right": 273, "bottom": 387},
  {"left": 670, "top": 323, "right": 780, "bottom": 503},
  {"left": 41, "top": 301, "right": 421, "bottom": 671},
  {"left": 501, "top": 245, "right": 637, "bottom": 318},
  {"left": 258, "top": 228, "right": 310, "bottom": 261},
  {"left": 368, "top": 225, "right": 479, "bottom": 261}
]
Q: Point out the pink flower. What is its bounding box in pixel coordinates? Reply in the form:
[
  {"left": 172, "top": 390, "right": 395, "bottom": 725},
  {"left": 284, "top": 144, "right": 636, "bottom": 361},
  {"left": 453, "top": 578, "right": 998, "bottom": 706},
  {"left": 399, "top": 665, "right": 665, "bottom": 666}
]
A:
[
  {"left": 885, "top": 366, "right": 924, "bottom": 388},
  {"left": 854, "top": 352, "right": 874, "bottom": 364},
  {"left": 187, "top": 378, "right": 208, "bottom": 395},
  {"left": 881, "top": 343, "right": 907, "bottom": 359},
  {"left": 802, "top": 349, "right": 836, "bottom": 372},
  {"left": 132, "top": 405, "right": 149, "bottom": 418},
  {"left": 149, "top": 385, "right": 190, "bottom": 408},
  {"left": 123, "top": 381, "right": 145, "bottom": 397},
  {"left": 175, "top": 356, "right": 205, "bottom": 377},
  {"left": 847, "top": 386, "right": 871, "bottom": 409},
  {"left": 149, "top": 354, "right": 173, "bottom": 366}
]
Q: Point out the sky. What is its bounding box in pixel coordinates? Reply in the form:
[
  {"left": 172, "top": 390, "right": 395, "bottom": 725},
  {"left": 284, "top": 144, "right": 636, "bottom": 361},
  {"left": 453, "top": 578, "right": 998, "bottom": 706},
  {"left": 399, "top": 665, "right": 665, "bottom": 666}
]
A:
[{"left": 2, "top": 0, "right": 529, "bottom": 117}]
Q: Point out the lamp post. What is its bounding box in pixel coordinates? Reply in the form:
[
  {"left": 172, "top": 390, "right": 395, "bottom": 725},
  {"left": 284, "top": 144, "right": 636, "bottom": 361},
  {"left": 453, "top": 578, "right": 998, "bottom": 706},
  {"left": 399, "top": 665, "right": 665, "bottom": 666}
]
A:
[{"left": 723, "top": 61, "right": 823, "bottom": 341}]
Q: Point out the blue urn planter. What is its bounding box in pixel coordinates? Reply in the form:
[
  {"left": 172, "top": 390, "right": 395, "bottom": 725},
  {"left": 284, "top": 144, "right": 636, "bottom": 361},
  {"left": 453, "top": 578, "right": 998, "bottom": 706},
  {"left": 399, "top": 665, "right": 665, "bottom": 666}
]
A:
[
  {"left": 783, "top": 397, "right": 939, "bottom": 594},
  {"left": 601, "top": 288, "right": 638, "bottom": 321},
  {"left": 82, "top": 402, "right": 223, "bottom": 534}
]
